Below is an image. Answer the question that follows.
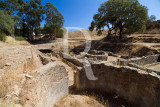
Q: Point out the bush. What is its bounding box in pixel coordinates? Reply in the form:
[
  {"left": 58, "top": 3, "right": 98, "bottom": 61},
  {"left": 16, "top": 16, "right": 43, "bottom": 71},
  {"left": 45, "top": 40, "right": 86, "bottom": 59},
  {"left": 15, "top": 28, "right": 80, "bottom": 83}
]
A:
[
  {"left": 0, "top": 32, "right": 6, "bottom": 42},
  {"left": 15, "top": 36, "right": 26, "bottom": 41},
  {"left": 146, "top": 20, "right": 160, "bottom": 30}
]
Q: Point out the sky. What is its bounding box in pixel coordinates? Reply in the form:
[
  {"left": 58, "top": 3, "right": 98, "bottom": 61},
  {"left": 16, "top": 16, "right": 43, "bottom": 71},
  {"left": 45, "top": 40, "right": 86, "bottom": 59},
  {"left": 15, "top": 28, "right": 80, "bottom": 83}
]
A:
[{"left": 41, "top": 0, "right": 160, "bottom": 29}]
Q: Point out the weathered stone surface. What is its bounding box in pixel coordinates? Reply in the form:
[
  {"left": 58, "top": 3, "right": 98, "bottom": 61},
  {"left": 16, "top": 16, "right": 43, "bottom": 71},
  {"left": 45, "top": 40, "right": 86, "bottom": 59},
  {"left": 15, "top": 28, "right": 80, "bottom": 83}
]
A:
[
  {"left": 62, "top": 53, "right": 83, "bottom": 67},
  {"left": 20, "top": 62, "right": 68, "bottom": 107},
  {"left": 75, "top": 63, "right": 160, "bottom": 107},
  {"left": 0, "top": 99, "right": 22, "bottom": 107},
  {"left": 0, "top": 46, "right": 42, "bottom": 74},
  {"left": 0, "top": 46, "right": 42, "bottom": 104},
  {"left": 85, "top": 53, "right": 108, "bottom": 61},
  {"left": 120, "top": 54, "right": 160, "bottom": 66},
  {"left": 119, "top": 54, "right": 160, "bottom": 75},
  {"left": 88, "top": 50, "right": 106, "bottom": 55},
  {"left": 0, "top": 46, "right": 68, "bottom": 107}
]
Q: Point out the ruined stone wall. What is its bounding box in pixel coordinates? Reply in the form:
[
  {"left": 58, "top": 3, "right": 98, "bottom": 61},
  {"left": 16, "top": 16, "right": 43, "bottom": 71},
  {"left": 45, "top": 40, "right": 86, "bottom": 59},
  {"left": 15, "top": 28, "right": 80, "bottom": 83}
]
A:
[
  {"left": 21, "top": 62, "right": 68, "bottom": 107},
  {"left": 0, "top": 47, "right": 68, "bottom": 107},
  {"left": 0, "top": 46, "right": 42, "bottom": 75},
  {"left": 62, "top": 53, "right": 83, "bottom": 67},
  {"left": 75, "top": 63, "right": 160, "bottom": 107},
  {"left": 120, "top": 54, "right": 160, "bottom": 66}
]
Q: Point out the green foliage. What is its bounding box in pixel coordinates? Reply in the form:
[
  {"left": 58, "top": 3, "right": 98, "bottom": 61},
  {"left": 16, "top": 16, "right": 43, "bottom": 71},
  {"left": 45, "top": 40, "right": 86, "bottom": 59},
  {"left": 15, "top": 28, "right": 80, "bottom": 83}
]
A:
[
  {"left": 44, "top": 2, "right": 64, "bottom": 40},
  {"left": 0, "top": 0, "right": 64, "bottom": 41},
  {"left": 0, "top": 0, "right": 20, "bottom": 15},
  {"left": 89, "top": 0, "right": 148, "bottom": 39},
  {"left": 0, "top": 31, "right": 7, "bottom": 42},
  {"left": 0, "top": 10, "right": 15, "bottom": 36},
  {"left": 15, "top": 36, "right": 26, "bottom": 41},
  {"left": 56, "top": 28, "right": 66, "bottom": 38},
  {"left": 149, "top": 15, "right": 156, "bottom": 22},
  {"left": 146, "top": 20, "right": 160, "bottom": 30}
]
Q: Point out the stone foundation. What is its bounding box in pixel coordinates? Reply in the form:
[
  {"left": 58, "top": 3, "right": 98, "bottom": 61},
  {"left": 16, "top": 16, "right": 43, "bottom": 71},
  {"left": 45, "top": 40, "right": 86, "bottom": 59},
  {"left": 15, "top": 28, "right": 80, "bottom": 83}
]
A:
[
  {"left": 21, "top": 62, "right": 68, "bottom": 107},
  {"left": 75, "top": 62, "right": 160, "bottom": 107}
]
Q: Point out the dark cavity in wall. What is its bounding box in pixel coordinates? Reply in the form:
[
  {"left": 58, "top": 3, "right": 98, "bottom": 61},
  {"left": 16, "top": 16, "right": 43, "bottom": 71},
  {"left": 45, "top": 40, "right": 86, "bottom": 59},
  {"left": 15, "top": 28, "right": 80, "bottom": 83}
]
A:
[
  {"left": 39, "top": 49, "right": 52, "bottom": 53},
  {"left": 157, "top": 55, "right": 160, "bottom": 62}
]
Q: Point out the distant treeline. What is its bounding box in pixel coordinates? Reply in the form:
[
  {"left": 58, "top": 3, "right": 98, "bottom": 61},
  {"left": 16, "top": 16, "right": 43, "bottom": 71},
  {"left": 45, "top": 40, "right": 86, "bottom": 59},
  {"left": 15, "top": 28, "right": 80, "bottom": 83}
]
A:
[
  {"left": 0, "top": 0, "right": 64, "bottom": 42},
  {"left": 146, "top": 20, "right": 160, "bottom": 30}
]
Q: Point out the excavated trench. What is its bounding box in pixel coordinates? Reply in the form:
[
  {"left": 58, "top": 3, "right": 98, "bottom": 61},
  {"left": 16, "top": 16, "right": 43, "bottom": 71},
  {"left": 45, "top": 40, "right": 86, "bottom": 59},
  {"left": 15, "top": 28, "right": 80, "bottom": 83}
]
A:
[{"left": 38, "top": 49, "right": 137, "bottom": 107}]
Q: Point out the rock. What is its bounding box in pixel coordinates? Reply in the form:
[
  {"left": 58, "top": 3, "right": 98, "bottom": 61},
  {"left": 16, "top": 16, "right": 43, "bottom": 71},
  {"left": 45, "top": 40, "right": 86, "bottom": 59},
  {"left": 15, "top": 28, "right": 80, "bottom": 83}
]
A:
[
  {"left": 23, "top": 71, "right": 27, "bottom": 73},
  {"left": 25, "top": 74, "right": 32, "bottom": 79},
  {"left": 5, "top": 94, "right": 11, "bottom": 99},
  {"left": 63, "top": 53, "right": 83, "bottom": 67},
  {"left": 14, "top": 85, "right": 20, "bottom": 97},
  {"left": 26, "top": 56, "right": 32, "bottom": 59},
  {"left": 21, "top": 78, "right": 26, "bottom": 84},
  {"left": 5, "top": 63, "right": 11, "bottom": 66},
  {"left": 0, "top": 69, "right": 4, "bottom": 77}
]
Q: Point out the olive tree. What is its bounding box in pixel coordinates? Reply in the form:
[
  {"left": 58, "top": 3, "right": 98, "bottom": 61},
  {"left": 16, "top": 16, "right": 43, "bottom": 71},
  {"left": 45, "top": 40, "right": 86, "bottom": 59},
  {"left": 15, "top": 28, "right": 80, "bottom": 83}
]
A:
[{"left": 89, "top": 0, "right": 148, "bottom": 39}]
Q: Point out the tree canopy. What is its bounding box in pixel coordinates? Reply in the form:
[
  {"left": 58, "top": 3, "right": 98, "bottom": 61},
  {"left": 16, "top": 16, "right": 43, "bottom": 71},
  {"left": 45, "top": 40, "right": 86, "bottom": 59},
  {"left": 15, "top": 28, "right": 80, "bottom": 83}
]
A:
[
  {"left": 149, "top": 15, "right": 156, "bottom": 22},
  {"left": 44, "top": 2, "right": 64, "bottom": 39},
  {"left": 0, "top": 0, "right": 64, "bottom": 41},
  {"left": 0, "top": 10, "right": 15, "bottom": 37},
  {"left": 89, "top": 0, "right": 148, "bottom": 39}
]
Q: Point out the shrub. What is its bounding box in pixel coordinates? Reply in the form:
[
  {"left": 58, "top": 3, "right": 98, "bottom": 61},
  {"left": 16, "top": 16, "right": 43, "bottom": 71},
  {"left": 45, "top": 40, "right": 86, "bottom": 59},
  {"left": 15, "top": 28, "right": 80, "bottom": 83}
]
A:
[
  {"left": 15, "top": 36, "right": 26, "bottom": 41},
  {"left": 0, "top": 32, "right": 6, "bottom": 42},
  {"left": 146, "top": 20, "right": 160, "bottom": 30}
]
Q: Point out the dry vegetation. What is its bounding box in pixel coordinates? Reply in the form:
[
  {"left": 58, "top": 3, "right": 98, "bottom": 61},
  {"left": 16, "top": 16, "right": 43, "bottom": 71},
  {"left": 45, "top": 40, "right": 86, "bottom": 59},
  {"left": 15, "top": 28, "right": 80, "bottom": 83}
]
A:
[
  {"left": 54, "top": 95, "right": 109, "bottom": 107},
  {"left": 0, "top": 36, "right": 30, "bottom": 47}
]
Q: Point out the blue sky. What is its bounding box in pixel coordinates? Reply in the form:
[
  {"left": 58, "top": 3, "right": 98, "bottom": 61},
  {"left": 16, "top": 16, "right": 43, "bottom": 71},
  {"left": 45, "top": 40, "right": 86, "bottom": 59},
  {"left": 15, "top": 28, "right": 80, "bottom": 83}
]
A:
[{"left": 41, "top": 0, "right": 160, "bottom": 29}]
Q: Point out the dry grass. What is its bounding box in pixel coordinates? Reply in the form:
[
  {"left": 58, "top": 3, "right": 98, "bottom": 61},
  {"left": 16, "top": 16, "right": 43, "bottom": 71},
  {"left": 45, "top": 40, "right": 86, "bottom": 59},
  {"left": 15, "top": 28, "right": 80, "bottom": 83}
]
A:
[
  {"left": 5, "top": 36, "right": 30, "bottom": 46},
  {"left": 68, "top": 29, "right": 106, "bottom": 40},
  {"left": 54, "top": 95, "right": 109, "bottom": 107},
  {"left": 0, "top": 70, "right": 23, "bottom": 98}
]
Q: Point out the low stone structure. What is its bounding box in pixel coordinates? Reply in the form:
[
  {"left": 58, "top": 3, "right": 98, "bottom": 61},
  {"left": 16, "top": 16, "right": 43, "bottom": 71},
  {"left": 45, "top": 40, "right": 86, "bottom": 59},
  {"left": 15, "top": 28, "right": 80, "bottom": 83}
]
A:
[
  {"left": 83, "top": 50, "right": 108, "bottom": 61},
  {"left": 74, "top": 62, "right": 160, "bottom": 107},
  {"left": 0, "top": 46, "right": 42, "bottom": 75},
  {"left": 21, "top": 62, "right": 68, "bottom": 107},
  {"left": 0, "top": 47, "right": 69, "bottom": 107},
  {"left": 119, "top": 54, "right": 160, "bottom": 75},
  {"left": 120, "top": 54, "right": 160, "bottom": 66},
  {"left": 62, "top": 53, "right": 83, "bottom": 67}
]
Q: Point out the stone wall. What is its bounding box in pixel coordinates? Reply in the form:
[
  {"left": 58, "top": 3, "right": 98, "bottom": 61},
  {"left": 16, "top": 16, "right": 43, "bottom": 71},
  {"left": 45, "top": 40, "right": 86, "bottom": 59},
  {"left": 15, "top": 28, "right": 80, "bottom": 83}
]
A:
[
  {"left": 62, "top": 53, "right": 83, "bottom": 67},
  {"left": 85, "top": 53, "right": 108, "bottom": 61},
  {"left": 74, "top": 63, "right": 160, "bottom": 107},
  {"left": 0, "top": 47, "right": 68, "bottom": 107},
  {"left": 0, "top": 46, "right": 42, "bottom": 75},
  {"left": 120, "top": 54, "right": 160, "bottom": 66},
  {"left": 21, "top": 62, "right": 68, "bottom": 107}
]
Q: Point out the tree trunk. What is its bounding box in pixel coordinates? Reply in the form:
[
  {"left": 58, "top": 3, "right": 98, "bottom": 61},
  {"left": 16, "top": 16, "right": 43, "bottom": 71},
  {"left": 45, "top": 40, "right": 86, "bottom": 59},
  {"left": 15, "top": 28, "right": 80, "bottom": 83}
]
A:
[
  {"left": 11, "top": 31, "right": 15, "bottom": 38},
  {"left": 119, "top": 21, "right": 123, "bottom": 39},
  {"left": 119, "top": 29, "right": 122, "bottom": 39},
  {"left": 107, "top": 29, "right": 111, "bottom": 39}
]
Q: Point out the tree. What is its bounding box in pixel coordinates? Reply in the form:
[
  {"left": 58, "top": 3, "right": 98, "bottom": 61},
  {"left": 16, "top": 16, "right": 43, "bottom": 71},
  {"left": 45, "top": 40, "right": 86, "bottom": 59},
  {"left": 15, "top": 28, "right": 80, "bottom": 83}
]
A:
[
  {"left": 26, "top": 0, "right": 44, "bottom": 41},
  {"left": 0, "top": 10, "right": 15, "bottom": 37},
  {"left": 0, "top": 0, "right": 22, "bottom": 37},
  {"left": 0, "top": 0, "right": 20, "bottom": 16},
  {"left": 89, "top": 0, "right": 148, "bottom": 39},
  {"left": 44, "top": 2, "right": 64, "bottom": 40},
  {"left": 149, "top": 15, "right": 156, "bottom": 21}
]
